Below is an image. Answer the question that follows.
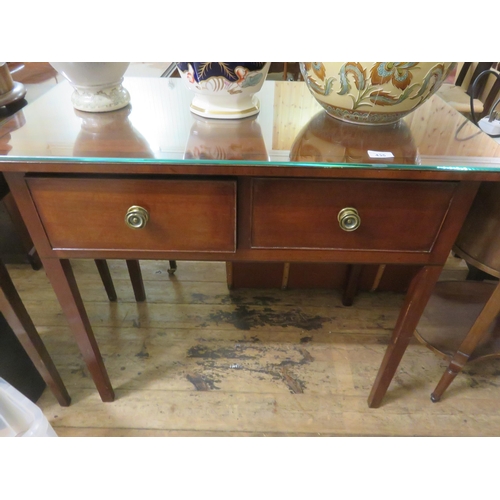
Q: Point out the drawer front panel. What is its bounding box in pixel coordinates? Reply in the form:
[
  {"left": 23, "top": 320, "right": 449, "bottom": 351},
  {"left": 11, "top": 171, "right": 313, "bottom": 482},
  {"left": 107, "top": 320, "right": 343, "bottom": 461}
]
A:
[
  {"left": 28, "top": 177, "right": 236, "bottom": 252},
  {"left": 251, "top": 179, "right": 458, "bottom": 252}
]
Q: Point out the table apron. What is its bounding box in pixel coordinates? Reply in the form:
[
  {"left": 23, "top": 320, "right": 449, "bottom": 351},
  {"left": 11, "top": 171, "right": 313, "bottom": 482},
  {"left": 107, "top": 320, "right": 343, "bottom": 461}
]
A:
[{"left": 46, "top": 247, "right": 443, "bottom": 265}]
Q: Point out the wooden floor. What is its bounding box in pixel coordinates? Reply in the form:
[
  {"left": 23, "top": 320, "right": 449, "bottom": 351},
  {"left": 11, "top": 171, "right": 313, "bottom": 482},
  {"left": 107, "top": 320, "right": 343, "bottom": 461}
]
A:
[{"left": 6, "top": 256, "right": 500, "bottom": 437}]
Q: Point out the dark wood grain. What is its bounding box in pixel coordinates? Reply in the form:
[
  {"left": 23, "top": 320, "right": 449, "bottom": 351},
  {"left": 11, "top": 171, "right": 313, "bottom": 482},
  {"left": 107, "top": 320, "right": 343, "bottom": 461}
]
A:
[
  {"left": 250, "top": 178, "right": 458, "bottom": 252},
  {"left": 27, "top": 177, "right": 237, "bottom": 253}
]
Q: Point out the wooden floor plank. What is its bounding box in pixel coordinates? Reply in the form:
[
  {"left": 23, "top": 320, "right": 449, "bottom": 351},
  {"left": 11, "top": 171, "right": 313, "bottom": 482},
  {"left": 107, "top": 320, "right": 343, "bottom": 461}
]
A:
[
  {"left": 52, "top": 428, "right": 332, "bottom": 437},
  {"left": 38, "top": 389, "right": 500, "bottom": 437}
]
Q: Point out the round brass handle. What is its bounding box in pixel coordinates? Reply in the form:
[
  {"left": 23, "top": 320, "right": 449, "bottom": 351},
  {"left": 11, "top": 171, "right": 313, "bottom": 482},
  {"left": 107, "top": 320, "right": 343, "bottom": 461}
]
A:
[
  {"left": 125, "top": 206, "right": 149, "bottom": 229},
  {"left": 338, "top": 207, "right": 360, "bottom": 232}
]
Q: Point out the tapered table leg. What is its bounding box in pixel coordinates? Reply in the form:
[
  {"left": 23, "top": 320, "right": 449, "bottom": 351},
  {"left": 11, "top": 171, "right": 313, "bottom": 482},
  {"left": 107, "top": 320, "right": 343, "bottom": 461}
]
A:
[
  {"left": 94, "top": 259, "right": 117, "bottom": 302},
  {"left": 42, "top": 258, "right": 115, "bottom": 402},
  {"left": 0, "top": 260, "right": 71, "bottom": 406},
  {"left": 431, "top": 279, "right": 500, "bottom": 402},
  {"left": 368, "top": 265, "right": 443, "bottom": 408},
  {"left": 126, "top": 260, "right": 146, "bottom": 302}
]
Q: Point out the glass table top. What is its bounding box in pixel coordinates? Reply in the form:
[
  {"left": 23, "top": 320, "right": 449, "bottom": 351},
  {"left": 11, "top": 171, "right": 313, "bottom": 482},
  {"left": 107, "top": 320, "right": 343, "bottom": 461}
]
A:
[{"left": 1, "top": 77, "right": 500, "bottom": 172}]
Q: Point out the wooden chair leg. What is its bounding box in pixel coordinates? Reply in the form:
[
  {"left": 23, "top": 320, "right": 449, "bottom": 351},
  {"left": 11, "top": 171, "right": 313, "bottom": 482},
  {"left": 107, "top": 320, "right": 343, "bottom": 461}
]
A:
[
  {"left": 94, "top": 260, "right": 118, "bottom": 302},
  {"left": 126, "top": 260, "right": 146, "bottom": 302},
  {"left": 0, "top": 259, "right": 71, "bottom": 406},
  {"left": 342, "top": 264, "right": 363, "bottom": 306},
  {"left": 431, "top": 279, "right": 500, "bottom": 402}
]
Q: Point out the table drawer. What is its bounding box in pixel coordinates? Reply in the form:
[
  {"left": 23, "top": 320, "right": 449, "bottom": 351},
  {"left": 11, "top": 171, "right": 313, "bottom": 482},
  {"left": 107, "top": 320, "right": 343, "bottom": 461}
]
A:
[
  {"left": 27, "top": 177, "right": 236, "bottom": 252},
  {"left": 251, "top": 178, "right": 458, "bottom": 252}
]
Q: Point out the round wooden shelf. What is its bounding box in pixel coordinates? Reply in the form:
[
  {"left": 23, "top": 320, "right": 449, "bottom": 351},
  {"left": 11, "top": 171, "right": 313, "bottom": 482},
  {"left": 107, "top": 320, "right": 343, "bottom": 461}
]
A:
[{"left": 414, "top": 280, "right": 500, "bottom": 363}]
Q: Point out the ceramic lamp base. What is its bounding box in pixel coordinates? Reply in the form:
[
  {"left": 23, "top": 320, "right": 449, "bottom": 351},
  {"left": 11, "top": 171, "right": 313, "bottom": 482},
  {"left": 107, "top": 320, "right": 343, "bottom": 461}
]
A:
[
  {"left": 190, "top": 94, "right": 261, "bottom": 120},
  {"left": 71, "top": 80, "right": 130, "bottom": 113}
]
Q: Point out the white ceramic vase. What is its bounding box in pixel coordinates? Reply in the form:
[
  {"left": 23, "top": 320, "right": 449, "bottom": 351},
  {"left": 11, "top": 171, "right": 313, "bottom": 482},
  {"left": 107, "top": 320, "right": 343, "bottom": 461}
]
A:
[
  {"left": 177, "top": 62, "right": 271, "bottom": 119},
  {"left": 49, "top": 62, "right": 131, "bottom": 112}
]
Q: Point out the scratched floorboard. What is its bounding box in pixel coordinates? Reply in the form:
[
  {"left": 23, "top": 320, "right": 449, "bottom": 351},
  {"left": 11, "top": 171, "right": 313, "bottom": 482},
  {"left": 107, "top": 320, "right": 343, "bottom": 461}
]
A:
[{"left": 7, "top": 258, "right": 500, "bottom": 437}]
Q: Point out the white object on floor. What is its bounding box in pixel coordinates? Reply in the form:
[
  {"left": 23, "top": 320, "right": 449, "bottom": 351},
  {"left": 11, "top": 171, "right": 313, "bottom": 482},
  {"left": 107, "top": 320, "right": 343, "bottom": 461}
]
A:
[{"left": 0, "top": 377, "right": 57, "bottom": 437}]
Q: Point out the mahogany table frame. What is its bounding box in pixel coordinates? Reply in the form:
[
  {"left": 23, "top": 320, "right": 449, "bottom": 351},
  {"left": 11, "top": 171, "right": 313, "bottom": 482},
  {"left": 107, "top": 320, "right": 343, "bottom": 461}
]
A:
[{"left": 3, "top": 161, "right": 498, "bottom": 408}]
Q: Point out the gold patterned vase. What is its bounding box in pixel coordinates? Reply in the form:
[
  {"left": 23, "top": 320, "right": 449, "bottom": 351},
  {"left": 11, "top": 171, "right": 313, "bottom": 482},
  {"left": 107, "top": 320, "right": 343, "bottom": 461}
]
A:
[{"left": 300, "top": 62, "right": 455, "bottom": 125}]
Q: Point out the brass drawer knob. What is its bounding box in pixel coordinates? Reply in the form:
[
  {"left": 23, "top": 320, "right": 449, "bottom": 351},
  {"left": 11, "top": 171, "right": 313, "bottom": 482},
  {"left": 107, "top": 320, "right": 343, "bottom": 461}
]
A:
[
  {"left": 125, "top": 205, "right": 149, "bottom": 229},
  {"left": 338, "top": 207, "right": 360, "bottom": 232}
]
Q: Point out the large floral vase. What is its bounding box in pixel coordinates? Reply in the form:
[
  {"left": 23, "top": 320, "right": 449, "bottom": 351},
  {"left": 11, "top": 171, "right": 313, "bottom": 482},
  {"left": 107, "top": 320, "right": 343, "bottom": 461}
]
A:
[
  {"left": 300, "top": 62, "right": 456, "bottom": 125},
  {"left": 177, "top": 62, "right": 270, "bottom": 119}
]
